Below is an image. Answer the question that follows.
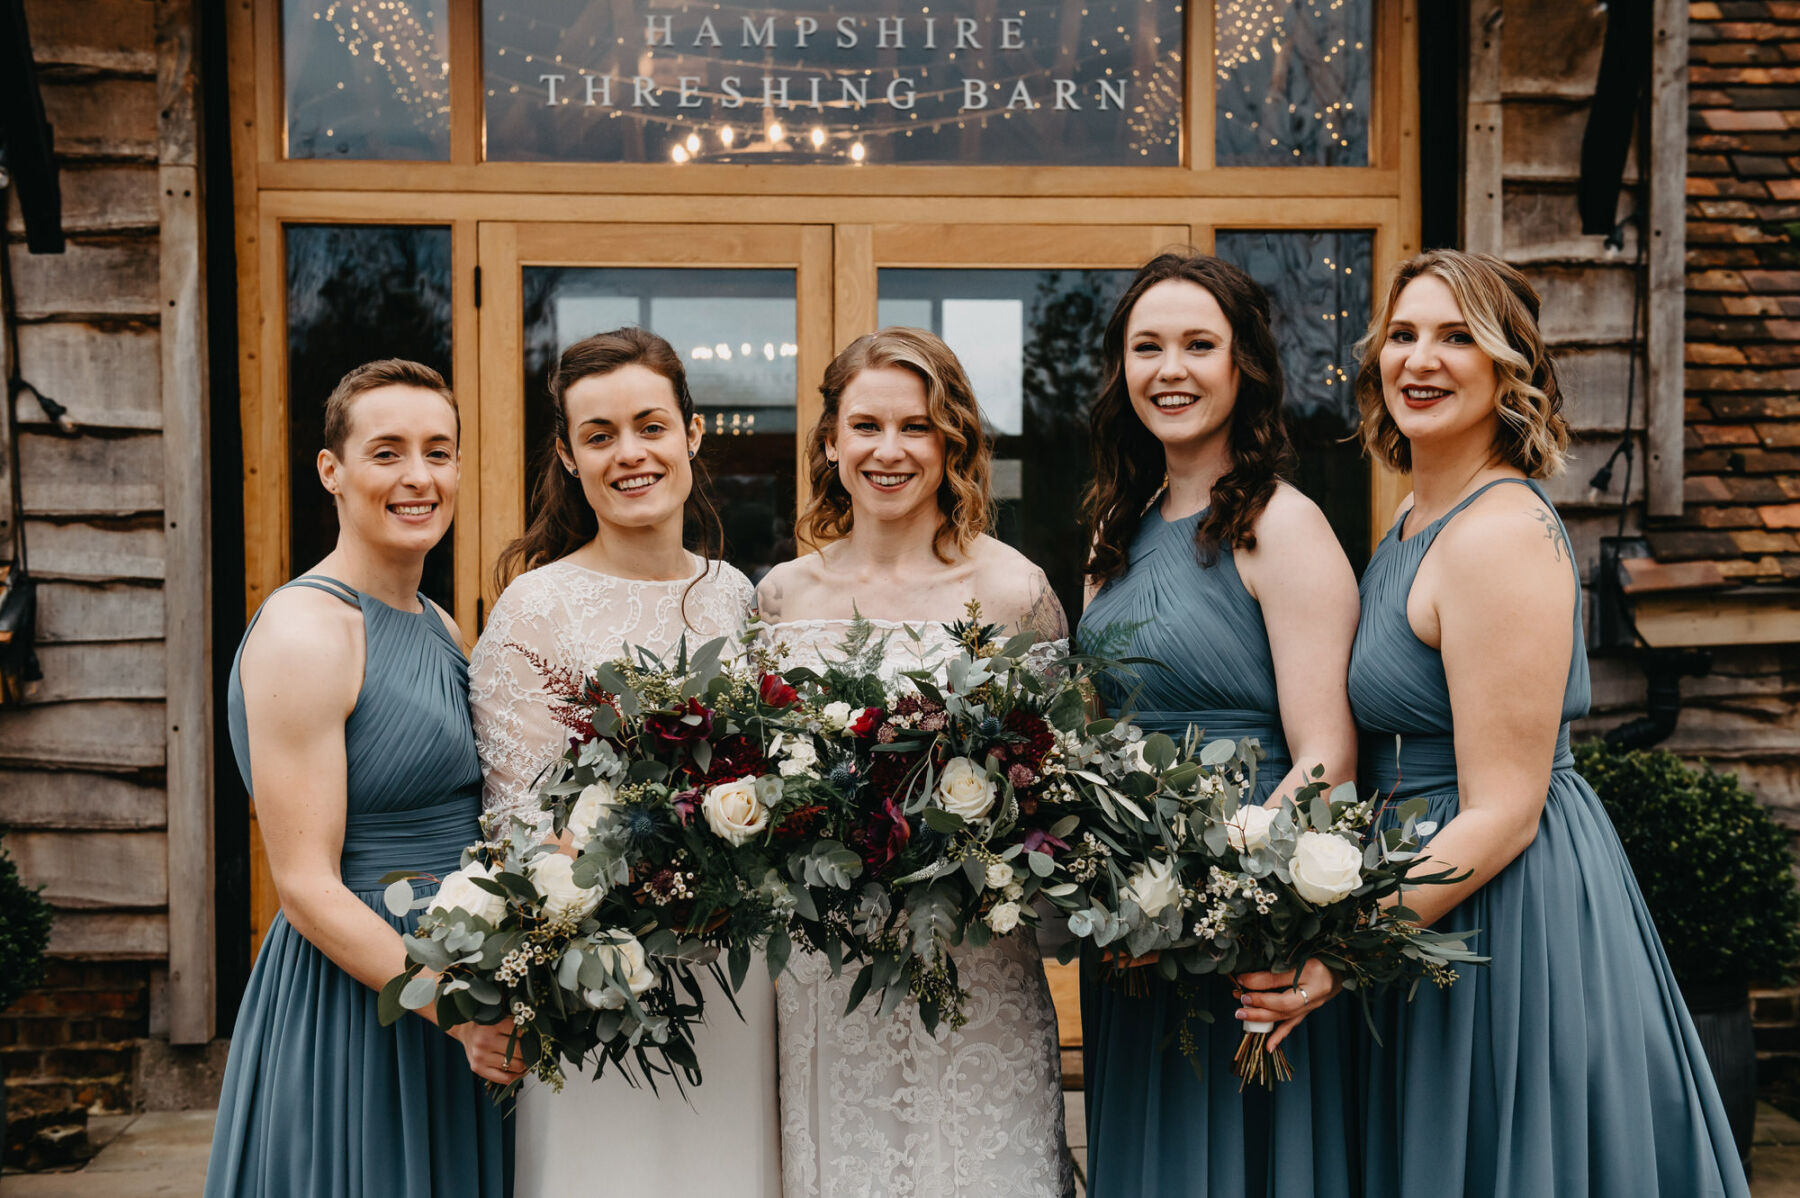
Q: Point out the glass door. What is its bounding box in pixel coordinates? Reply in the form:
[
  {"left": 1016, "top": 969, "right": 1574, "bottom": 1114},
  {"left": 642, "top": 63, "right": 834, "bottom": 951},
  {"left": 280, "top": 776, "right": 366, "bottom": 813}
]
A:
[{"left": 476, "top": 224, "right": 835, "bottom": 612}]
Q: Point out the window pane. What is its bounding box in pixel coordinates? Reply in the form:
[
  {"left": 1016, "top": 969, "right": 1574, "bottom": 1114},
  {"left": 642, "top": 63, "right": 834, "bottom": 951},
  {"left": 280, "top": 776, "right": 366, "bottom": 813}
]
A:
[
  {"left": 284, "top": 0, "right": 450, "bottom": 160},
  {"left": 877, "top": 268, "right": 1134, "bottom": 618},
  {"left": 286, "top": 225, "right": 455, "bottom": 607},
  {"left": 1215, "top": 229, "right": 1373, "bottom": 566},
  {"left": 484, "top": 0, "right": 1183, "bottom": 166},
  {"left": 522, "top": 268, "right": 799, "bottom": 582},
  {"left": 1215, "top": 0, "right": 1372, "bottom": 166}
]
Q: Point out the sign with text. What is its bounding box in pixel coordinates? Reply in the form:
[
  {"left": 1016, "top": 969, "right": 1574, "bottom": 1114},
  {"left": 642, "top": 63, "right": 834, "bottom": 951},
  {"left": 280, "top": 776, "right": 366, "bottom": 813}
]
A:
[{"left": 484, "top": 1, "right": 1184, "bottom": 165}]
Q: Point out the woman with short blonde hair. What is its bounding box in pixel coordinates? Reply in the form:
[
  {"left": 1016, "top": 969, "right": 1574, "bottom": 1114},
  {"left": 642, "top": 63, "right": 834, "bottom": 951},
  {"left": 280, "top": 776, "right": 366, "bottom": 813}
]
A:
[
  {"left": 1332, "top": 249, "right": 1748, "bottom": 1197},
  {"left": 758, "top": 327, "right": 1072, "bottom": 1197}
]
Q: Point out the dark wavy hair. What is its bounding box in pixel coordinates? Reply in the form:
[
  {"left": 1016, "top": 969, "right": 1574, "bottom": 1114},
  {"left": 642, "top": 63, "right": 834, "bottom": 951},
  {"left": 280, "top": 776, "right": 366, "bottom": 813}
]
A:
[
  {"left": 796, "top": 327, "right": 993, "bottom": 563},
  {"left": 493, "top": 327, "right": 724, "bottom": 604},
  {"left": 1083, "top": 251, "right": 1295, "bottom": 587}
]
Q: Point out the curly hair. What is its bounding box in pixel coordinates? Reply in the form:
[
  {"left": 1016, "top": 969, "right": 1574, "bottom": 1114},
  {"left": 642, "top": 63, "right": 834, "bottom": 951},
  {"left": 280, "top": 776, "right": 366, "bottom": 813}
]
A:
[
  {"left": 1355, "top": 249, "right": 1568, "bottom": 478},
  {"left": 1083, "top": 251, "right": 1295, "bottom": 588},
  {"left": 493, "top": 327, "right": 724, "bottom": 599},
  {"left": 796, "top": 327, "right": 993, "bottom": 562}
]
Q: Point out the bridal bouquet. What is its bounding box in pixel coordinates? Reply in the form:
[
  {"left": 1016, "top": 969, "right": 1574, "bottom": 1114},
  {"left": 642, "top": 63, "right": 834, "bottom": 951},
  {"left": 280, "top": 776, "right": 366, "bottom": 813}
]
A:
[
  {"left": 380, "top": 637, "right": 836, "bottom": 1095},
  {"left": 767, "top": 608, "right": 1131, "bottom": 1034}
]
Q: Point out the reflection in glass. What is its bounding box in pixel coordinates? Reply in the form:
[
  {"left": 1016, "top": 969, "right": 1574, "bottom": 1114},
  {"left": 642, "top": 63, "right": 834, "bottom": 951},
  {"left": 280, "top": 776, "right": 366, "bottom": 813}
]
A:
[
  {"left": 484, "top": 0, "right": 1183, "bottom": 166},
  {"left": 1214, "top": 0, "right": 1371, "bottom": 166},
  {"left": 284, "top": 0, "right": 450, "bottom": 160},
  {"left": 286, "top": 225, "right": 454, "bottom": 606},
  {"left": 1216, "top": 229, "right": 1373, "bottom": 567},
  {"left": 878, "top": 269, "right": 1133, "bottom": 618},
  {"left": 522, "top": 269, "right": 798, "bottom": 582}
]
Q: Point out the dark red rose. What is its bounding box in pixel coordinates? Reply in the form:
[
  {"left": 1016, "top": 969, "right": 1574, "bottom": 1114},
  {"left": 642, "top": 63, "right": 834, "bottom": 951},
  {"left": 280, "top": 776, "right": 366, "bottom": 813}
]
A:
[
  {"left": 863, "top": 795, "right": 913, "bottom": 870},
  {"left": 644, "top": 696, "right": 714, "bottom": 745},
  {"left": 1002, "top": 710, "right": 1055, "bottom": 769},
  {"left": 759, "top": 673, "right": 799, "bottom": 709},
  {"left": 850, "top": 707, "right": 885, "bottom": 738},
  {"left": 698, "top": 733, "right": 770, "bottom": 787}
]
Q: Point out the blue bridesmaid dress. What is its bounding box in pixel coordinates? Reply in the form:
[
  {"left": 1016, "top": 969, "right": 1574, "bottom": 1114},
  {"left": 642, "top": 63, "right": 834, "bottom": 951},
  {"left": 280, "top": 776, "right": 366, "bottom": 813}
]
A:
[
  {"left": 1348, "top": 478, "right": 1747, "bottom": 1198},
  {"left": 1078, "top": 507, "right": 1360, "bottom": 1198},
  {"left": 205, "top": 576, "right": 512, "bottom": 1197}
]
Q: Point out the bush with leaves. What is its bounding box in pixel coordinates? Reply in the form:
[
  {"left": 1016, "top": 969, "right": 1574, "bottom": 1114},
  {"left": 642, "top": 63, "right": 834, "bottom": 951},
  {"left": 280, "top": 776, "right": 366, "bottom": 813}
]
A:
[
  {"left": 1575, "top": 740, "right": 1800, "bottom": 992},
  {"left": 0, "top": 834, "right": 52, "bottom": 1013}
]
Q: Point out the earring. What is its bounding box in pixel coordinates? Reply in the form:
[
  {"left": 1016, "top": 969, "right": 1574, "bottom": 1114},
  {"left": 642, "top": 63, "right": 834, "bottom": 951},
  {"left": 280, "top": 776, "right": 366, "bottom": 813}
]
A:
[
  {"left": 567, "top": 467, "right": 578, "bottom": 478},
  {"left": 688, "top": 449, "right": 696, "bottom": 460}
]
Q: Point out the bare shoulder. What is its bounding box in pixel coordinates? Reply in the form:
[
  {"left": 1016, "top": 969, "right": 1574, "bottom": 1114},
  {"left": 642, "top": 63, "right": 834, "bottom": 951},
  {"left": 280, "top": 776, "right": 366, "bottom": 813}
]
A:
[
  {"left": 240, "top": 586, "right": 361, "bottom": 711},
  {"left": 1433, "top": 482, "right": 1574, "bottom": 600},
  {"left": 754, "top": 551, "right": 828, "bottom": 624},
  {"left": 968, "top": 536, "right": 1068, "bottom": 640},
  {"left": 1240, "top": 483, "right": 1353, "bottom": 586},
  {"left": 1250, "top": 482, "right": 1340, "bottom": 548},
  {"left": 424, "top": 598, "right": 465, "bottom": 651}
]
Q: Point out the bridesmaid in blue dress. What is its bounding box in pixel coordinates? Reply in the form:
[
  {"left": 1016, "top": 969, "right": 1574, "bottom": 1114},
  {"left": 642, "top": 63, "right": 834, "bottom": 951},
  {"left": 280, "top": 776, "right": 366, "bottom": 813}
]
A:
[
  {"left": 1312, "top": 250, "right": 1747, "bottom": 1196},
  {"left": 206, "top": 360, "right": 519, "bottom": 1197},
  {"left": 1078, "top": 252, "right": 1363, "bottom": 1197}
]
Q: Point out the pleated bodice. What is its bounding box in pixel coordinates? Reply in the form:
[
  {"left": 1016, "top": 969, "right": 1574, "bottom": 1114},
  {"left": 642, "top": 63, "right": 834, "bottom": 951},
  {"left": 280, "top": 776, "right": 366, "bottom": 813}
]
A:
[
  {"left": 1349, "top": 477, "right": 1586, "bottom": 800},
  {"left": 1081, "top": 506, "right": 1289, "bottom": 774}
]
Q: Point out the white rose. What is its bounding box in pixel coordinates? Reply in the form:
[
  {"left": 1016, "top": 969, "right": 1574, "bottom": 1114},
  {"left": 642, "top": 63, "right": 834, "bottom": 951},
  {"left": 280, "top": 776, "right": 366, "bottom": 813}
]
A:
[
  {"left": 778, "top": 737, "right": 820, "bottom": 778},
  {"left": 584, "top": 935, "right": 656, "bottom": 1009},
  {"left": 1226, "top": 803, "right": 1277, "bottom": 852},
  {"left": 986, "top": 901, "right": 1022, "bottom": 935},
  {"left": 427, "top": 863, "right": 507, "bottom": 926},
  {"left": 566, "top": 780, "right": 618, "bottom": 850},
  {"left": 1125, "top": 856, "right": 1182, "bottom": 918},
  {"left": 936, "top": 756, "right": 998, "bottom": 822},
  {"left": 530, "top": 852, "right": 601, "bottom": 923},
  {"left": 985, "top": 861, "right": 1014, "bottom": 889},
  {"left": 1290, "top": 831, "right": 1364, "bottom": 906},
  {"left": 702, "top": 775, "right": 770, "bottom": 845},
  {"left": 821, "top": 701, "right": 854, "bottom": 729}
]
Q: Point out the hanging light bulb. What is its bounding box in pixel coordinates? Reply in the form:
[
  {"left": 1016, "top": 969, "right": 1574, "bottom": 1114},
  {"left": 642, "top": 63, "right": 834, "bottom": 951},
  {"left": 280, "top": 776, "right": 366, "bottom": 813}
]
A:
[
  {"left": 850, "top": 141, "right": 866, "bottom": 162},
  {"left": 720, "top": 125, "right": 735, "bottom": 146},
  {"left": 809, "top": 126, "right": 826, "bottom": 148},
  {"left": 671, "top": 144, "right": 689, "bottom": 163},
  {"left": 767, "top": 121, "right": 784, "bottom": 142},
  {"left": 686, "top": 132, "right": 700, "bottom": 153}
]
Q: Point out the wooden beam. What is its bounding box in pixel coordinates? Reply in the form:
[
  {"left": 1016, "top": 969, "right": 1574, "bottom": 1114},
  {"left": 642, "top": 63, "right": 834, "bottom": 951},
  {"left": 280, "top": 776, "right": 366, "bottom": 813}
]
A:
[
  {"left": 9, "top": 830, "right": 170, "bottom": 909},
  {"left": 1463, "top": 0, "right": 1503, "bottom": 253},
  {"left": 0, "top": 770, "right": 168, "bottom": 830},
  {"left": 49, "top": 911, "right": 170, "bottom": 959},
  {"left": 1635, "top": 592, "right": 1800, "bottom": 649},
  {"left": 1645, "top": 0, "right": 1688, "bottom": 518},
  {"left": 157, "top": 0, "right": 216, "bottom": 1045}
]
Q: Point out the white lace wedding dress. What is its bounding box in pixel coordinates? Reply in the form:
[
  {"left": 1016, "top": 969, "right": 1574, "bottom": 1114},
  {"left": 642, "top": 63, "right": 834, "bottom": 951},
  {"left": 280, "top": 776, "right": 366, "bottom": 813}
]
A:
[
  {"left": 761, "top": 618, "right": 1074, "bottom": 1198},
  {"left": 468, "top": 555, "right": 780, "bottom": 1197}
]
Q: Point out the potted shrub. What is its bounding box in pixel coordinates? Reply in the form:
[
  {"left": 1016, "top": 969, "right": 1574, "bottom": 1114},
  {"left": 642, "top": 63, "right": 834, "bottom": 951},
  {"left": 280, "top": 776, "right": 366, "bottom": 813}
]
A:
[
  {"left": 0, "top": 832, "right": 52, "bottom": 1167},
  {"left": 1575, "top": 740, "right": 1800, "bottom": 1174}
]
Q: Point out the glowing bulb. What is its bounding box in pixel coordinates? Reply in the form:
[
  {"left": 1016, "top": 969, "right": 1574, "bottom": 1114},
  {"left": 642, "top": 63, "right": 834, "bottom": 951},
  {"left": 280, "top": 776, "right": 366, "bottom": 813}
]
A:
[
  {"left": 720, "top": 126, "right": 735, "bottom": 146},
  {"left": 850, "top": 141, "right": 866, "bottom": 162},
  {"left": 686, "top": 133, "right": 700, "bottom": 153},
  {"left": 810, "top": 126, "right": 826, "bottom": 148},
  {"left": 671, "top": 145, "right": 689, "bottom": 163},
  {"left": 716, "top": 343, "right": 732, "bottom": 360},
  {"left": 768, "top": 122, "right": 784, "bottom": 142}
]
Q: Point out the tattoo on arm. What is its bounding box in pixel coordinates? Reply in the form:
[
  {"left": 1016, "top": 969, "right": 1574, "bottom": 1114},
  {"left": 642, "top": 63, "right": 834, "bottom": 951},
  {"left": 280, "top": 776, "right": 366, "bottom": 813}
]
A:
[
  {"left": 1530, "top": 509, "right": 1569, "bottom": 564},
  {"left": 1015, "top": 571, "right": 1070, "bottom": 641}
]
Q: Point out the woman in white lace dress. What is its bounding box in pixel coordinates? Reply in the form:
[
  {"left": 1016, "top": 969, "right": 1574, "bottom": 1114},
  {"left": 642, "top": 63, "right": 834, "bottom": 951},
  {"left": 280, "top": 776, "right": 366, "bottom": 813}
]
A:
[
  {"left": 756, "top": 327, "right": 1074, "bottom": 1198},
  {"left": 467, "top": 328, "right": 777, "bottom": 1196}
]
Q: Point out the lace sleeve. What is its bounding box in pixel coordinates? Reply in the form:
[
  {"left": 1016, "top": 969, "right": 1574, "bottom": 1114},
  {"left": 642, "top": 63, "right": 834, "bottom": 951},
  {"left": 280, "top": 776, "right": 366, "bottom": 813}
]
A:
[{"left": 468, "top": 577, "right": 569, "bottom": 839}]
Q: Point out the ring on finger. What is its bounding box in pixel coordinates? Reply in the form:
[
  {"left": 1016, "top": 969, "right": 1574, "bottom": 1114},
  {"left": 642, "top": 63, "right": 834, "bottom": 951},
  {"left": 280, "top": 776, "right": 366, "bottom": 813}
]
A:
[{"left": 1295, "top": 985, "right": 1310, "bottom": 1005}]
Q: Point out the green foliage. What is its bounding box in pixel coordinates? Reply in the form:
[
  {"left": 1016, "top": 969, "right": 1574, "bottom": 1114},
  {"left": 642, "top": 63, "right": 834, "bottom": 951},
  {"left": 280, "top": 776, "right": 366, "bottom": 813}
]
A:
[
  {"left": 1575, "top": 740, "right": 1800, "bottom": 991},
  {"left": 0, "top": 834, "right": 53, "bottom": 1012}
]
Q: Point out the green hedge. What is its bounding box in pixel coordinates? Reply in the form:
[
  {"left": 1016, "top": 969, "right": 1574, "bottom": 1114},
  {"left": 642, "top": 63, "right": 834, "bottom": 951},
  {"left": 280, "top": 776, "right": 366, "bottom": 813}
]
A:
[
  {"left": 1576, "top": 740, "right": 1800, "bottom": 993},
  {"left": 0, "top": 834, "right": 52, "bottom": 1013}
]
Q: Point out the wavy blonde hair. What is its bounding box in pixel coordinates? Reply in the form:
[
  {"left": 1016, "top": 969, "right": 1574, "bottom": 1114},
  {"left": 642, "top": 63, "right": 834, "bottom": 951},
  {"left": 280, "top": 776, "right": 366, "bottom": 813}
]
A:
[
  {"left": 797, "top": 327, "right": 993, "bottom": 562},
  {"left": 1355, "top": 249, "right": 1568, "bottom": 478}
]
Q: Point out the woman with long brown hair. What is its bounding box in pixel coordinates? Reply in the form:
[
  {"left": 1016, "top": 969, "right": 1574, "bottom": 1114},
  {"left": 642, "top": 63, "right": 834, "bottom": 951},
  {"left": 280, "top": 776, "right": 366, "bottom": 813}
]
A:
[
  {"left": 755, "top": 326, "right": 1073, "bottom": 1197},
  {"left": 1077, "top": 252, "right": 1361, "bottom": 1197},
  {"left": 1325, "top": 249, "right": 1746, "bottom": 1196},
  {"left": 467, "top": 327, "right": 778, "bottom": 1197}
]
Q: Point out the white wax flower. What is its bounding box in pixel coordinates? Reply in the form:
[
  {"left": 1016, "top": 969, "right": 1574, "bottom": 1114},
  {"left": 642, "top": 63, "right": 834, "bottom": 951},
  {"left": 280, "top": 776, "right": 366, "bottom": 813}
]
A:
[{"left": 1290, "top": 832, "right": 1364, "bottom": 905}]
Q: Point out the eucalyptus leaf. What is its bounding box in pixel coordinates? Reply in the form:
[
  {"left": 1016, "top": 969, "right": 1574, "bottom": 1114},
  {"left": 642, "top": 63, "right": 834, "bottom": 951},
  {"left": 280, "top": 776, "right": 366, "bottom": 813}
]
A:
[
  {"left": 383, "top": 879, "right": 416, "bottom": 918},
  {"left": 400, "top": 974, "right": 440, "bottom": 1012},
  {"left": 1199, "top": 738, "right": 1237, "bottom": 767}
]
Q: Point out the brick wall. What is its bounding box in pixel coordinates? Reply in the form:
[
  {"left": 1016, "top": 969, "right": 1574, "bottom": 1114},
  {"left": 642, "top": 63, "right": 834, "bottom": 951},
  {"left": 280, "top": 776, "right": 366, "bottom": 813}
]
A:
[
  {"left": 1679, "top": 0, "right": 1800, "bottom": 1098},
  {"left": 0, "top": 962, "right": 149, "bottom": 1115}
]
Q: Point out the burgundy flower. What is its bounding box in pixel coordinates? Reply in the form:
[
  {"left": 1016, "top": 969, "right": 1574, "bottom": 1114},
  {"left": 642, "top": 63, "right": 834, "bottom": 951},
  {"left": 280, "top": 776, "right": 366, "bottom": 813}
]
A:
[
  {"left": 1020, "top": 828, "right": 1069, "bottom": 859},
  {"left": 863, "top": 795, "right": 913, "bottom": 870},
  {"left": 850, "top": 707, "right": 885, "bottom": 738},
  {"left": 672, "top": 788, "right": 701, "bottom": 826},
  {"left": 1007, "top": 763, "right": 1039, "bottom": 790},
  {"left": 759, "top": 673, "right": 799, "bottom": 709},
  {"left": 644, "top": 696, "right": 714, "bottom": 745}
]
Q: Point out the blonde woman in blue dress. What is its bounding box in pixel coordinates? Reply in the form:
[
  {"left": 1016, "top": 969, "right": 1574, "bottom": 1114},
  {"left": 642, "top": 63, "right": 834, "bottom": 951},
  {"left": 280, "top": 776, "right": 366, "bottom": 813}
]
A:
[{"left": 1273, "top": 249, "right": 1748, "bottom": 1196}]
